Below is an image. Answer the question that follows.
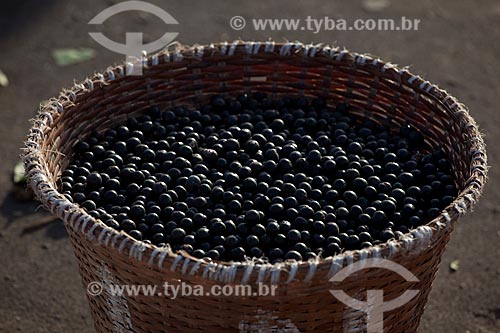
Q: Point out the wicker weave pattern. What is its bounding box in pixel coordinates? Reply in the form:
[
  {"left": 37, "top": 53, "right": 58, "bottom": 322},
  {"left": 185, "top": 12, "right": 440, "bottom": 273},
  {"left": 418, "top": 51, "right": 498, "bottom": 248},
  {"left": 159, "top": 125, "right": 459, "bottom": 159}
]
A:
[{"left": 23, "top": 41, "right": 487, "bottom": 332}]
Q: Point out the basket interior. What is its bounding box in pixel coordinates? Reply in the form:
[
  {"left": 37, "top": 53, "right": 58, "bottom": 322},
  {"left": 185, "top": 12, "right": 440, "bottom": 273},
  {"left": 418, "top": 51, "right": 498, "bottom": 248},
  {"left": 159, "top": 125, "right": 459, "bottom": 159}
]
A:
[{"left": 44, "top": 55, "right": 472, "bottom": 197}]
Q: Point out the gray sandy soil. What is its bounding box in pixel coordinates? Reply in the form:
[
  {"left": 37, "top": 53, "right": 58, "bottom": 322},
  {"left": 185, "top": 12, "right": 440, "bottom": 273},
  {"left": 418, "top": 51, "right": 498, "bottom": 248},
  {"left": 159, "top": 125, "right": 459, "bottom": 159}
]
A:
[{"left": 0, "top": 0, "right": 498, "bottom": 332}]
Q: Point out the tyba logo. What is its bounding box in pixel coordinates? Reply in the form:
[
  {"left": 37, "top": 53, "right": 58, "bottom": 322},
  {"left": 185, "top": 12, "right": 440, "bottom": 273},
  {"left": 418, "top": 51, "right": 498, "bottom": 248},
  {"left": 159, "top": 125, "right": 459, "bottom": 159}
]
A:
[
  {"left": 329, "top": 258, "right": 420, "bottom": 333},
  {"left": 88, "top": 1, "right": 179, "bottom": 75}
]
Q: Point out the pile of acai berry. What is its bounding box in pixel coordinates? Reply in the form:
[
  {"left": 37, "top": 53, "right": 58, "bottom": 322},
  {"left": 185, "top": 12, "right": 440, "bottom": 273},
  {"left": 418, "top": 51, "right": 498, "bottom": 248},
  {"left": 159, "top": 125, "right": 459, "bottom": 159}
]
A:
[{"left": 59, "top": 94, "right": 457, "bottom": 263}]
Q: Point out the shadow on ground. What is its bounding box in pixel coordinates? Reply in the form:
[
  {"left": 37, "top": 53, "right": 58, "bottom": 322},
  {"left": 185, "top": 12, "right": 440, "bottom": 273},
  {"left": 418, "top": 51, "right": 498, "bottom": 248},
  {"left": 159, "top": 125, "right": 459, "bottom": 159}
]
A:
[
  {"left": 0, "top": 190, "right": 66, "bottom": 239},
  {"left": 0, "top": 0, "right": 58, "bottom": 40}
]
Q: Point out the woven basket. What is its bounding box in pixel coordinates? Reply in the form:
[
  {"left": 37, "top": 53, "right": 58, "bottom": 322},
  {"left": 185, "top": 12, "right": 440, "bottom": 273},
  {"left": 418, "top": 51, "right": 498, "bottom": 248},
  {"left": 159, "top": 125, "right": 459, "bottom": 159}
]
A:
[{"left": 23, "top": 41, "right": 487, "bottom": 333}]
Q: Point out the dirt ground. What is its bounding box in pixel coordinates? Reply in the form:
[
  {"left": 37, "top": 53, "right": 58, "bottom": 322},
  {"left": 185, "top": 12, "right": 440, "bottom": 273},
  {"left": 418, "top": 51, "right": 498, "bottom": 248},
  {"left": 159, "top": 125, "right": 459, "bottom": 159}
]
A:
[{"left": 0, "top": 0, "right": 499, "bottom": 332}]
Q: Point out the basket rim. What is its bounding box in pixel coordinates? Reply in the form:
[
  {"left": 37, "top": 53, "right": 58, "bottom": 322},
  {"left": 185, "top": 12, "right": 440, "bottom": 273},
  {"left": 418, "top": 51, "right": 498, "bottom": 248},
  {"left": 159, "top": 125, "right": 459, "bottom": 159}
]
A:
[{"left": 22, "top": 40, "right": 487, "bottom": 284}]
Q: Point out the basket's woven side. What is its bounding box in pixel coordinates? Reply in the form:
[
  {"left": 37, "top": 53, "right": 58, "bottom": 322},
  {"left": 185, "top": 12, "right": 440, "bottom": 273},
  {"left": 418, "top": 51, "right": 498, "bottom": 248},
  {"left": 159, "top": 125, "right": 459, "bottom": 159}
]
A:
[
  {"left": 23, "top": 41, "right": 487, "bottom": 332},
  {"left": 68, "top": 230, "right": 133, "bottom": 332},
  {"left": 64, "top": 215, "right": 452, "bottom": 332}
]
